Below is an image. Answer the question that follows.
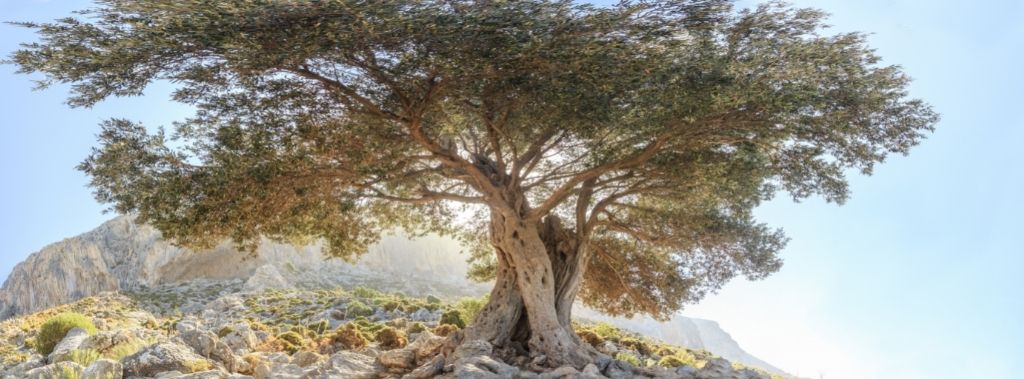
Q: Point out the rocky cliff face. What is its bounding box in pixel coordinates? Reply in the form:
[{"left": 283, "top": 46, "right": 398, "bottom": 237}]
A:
[
  {"left": 0, "top": 215, "right": 788, "bottom": 376},
  {"left": 0, "top": 216, "right": 485, "bottom": 319}
]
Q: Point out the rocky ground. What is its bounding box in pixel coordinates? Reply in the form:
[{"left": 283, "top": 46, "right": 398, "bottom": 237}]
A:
[{"left": 0, "top": 282, "right": 782, "bottom": 379}]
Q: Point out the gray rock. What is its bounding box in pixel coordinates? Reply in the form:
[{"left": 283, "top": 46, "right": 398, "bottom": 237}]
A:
[
  {"left": 453, "top": 356, "right": 519, "bottom": 379},
  {"left": 697, "top": 358, "right": 734, "bottom": 379},
  {"left": 602, "top": 360, "right": 635, "bottom": 379},
  {"left": 407, "top": 331, "right": 446, "bottom": 363},
  {"left": 122, "top": 341, "right": 215, "bottom": 377},
  {"left": 675, "top": 365, "right": 698, "bottom": 379},
  {"left": 48, "top": 327, "right": 91, "bottom": 363},
  {"left": 218, "top": 323, "right": 259, "bottom": 353},
  {"left": 290, "top": 351, "right": 325, "bottom": 367},
  {"left": 25, "top": 361, "right": 83, "bottom": 379},
  {"left": 2, "top": 353, "right": 45, "bottom": 377},
  {"left": 379, "top": 348, "right": 416, "bottom": 369},
  {"left": 83, "top": 358, "right": 122, "bottom": 379},
  {"left": 177, "top": 319, "right": 247, "bottom": 372},
  {"left": 310, "top": 351, "right": 382, "bottom": 379},
  {"left": 451, "top": 340, "right": 493, "bottom": 361},
  {"left": 402, "top": 355, "right": 445, "bottom": 379},
  {"left": 540, "top": 365, "right": 579, "bottom": 379}
]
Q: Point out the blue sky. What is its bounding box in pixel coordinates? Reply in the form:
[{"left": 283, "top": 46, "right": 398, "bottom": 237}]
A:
[{"left": 1, "top": 1, "right": 1021, "bottom": 378}]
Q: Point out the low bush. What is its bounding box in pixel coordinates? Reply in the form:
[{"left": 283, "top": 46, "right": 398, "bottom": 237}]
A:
[
  {"left": 577, "top": 329, "right": 604, "bottom": 347},
  {"left": 36, "top": 313, "right": 98, "bottom": 355},
  {"left": 407, "top": 322, "right": 427, "bottom": 334},
  {"left": 345, "top": 301, "right": 374, "bottom": 318},
  {"left": 615, "top": 352, "right": 641, "bottom": 366},
  {"left": 439, "top": 309, "right": 465, "bottom": 328},
  {"left": 375, "top": 327, "right": 408, "bottom": 350},
  {"left": 433, "top": 324, "right": 459, "bottom": 337},
  {"left": 330, "top": 324, "right": 368, "bottom": 350}
]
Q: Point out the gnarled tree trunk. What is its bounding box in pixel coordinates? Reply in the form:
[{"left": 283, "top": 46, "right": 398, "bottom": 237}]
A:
[{"left": 461, "top": 211, "right": 595, "bottom": 368}]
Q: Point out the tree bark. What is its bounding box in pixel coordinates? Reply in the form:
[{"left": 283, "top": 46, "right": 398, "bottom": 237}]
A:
[{"left": 460, "top": 211, "right": 595, "bottom": 368}]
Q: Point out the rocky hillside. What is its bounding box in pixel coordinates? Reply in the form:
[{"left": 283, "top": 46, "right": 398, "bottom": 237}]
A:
[
  {"left": 0, "top": 216, "right": 792, "bottom": 377},
  {"left": 0, "top": 286, "right": 784, "bottom": 379}
]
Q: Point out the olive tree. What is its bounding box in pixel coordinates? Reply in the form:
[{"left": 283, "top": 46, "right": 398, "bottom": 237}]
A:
[{"left": 8, "top": 0, "right": 936, "bottom": 367}]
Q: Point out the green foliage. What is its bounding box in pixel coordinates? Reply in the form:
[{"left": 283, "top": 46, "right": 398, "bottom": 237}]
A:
[
  {"left": 344, "top": 301, "right": 374, "bottom": 319},
  {"left": 615, "top": 352, "right": 642, "bottom": 367},
  {"left": 583, "top": 322, "right": 625, "bottom": 343},
  {"left": 308, "top": 319, "right": 330, "bottom": 335},
  {"left": 407, "top": 322, "right": 427, "bottom": 334},
  {"left": 56, "top": 365, "right": 81, "bottom": 379},
  {"left": 103, "top": 338, "right": 152, "bottom": 361},
  {"left": 453, "top": 296, "right": 488, "bottom": 326},
  {"left": 352, "top": 287, "right": 382, "bottom": 300},
  {"left": 658, "top": 352, "right": 700, "bottom": 368},
  {"left": 66, "top": 349, "right": 100, "bottom": 367},
  {"left": 374, "top": 327, "right": 408, "bottom": 350},
  {"left": 8, "top": 0, "right": 937, "bottom": 323},
  {"left": 432, "top": 324, "right": 459, "bottom": 337},
  {"left": 36, "top": 313, "right": 97, "bottom": 355},
  {"left": 577, "top": 329, "right": 604, "bottom": 347},
  {"left": 216, "top": 326, "right": 234, "bottom": 338},
  {"left": 330, "top": 324, "right": 368, "bottom": 350},
  {"left": 182, "top": 359, "right": 213, "bottom": 373},
  {"left": 275, "top": 331, "right": 305, "bottom": 354},
  {"left": 350, "top": 318, "right": 386, "bottom": 339},
  {"left": 425, "top": 295, "right": 442, "bottom": 305},
  {"left": 439, "top": 309, "right": 465, "bottom": 329}
]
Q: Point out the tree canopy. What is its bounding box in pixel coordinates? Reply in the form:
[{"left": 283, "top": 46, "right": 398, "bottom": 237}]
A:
[{"left": 9, "top": 0, "right": 936, "bottom": 327}]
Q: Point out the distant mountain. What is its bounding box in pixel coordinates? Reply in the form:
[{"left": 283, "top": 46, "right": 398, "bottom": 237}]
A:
[{"left": 0, "top": 215, "right": 790, "bottom": 376}]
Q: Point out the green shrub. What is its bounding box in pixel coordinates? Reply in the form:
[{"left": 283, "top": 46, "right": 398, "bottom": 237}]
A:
[
  {"left": 425, "top": 295, "right": 441, "bottom": 304},
  {"left": 577, "top": 329, "right": 604, "bottom": 347},
  {"left": 615, "top": 352, "right": 641, "bottom": 367},
  {"left": 217, "top": 326, "right": 234, "bottom": 338},
  {"left": 439, "top": 309, "right": 465, "bottom": 328},
  {"left": 407, "top": 322, "right": 427, "bottom": 334},
  {"left": 308, "top": 319, "right": 330, "bottom": 335},
  {"left": 182, "top": 359, "right": 213, "bottom": 373},
  {"left": 351, "top": 318, "right": 385, "bottom": 338},
  {"left": 330, "top": 324, "right": 368, "bottom": 349},
  {"left": 66, "top": 349, "right": 100, "bottom": 367},
  {"left": 433, "top": 324, "right": 458, "bottom": 337},
  {"left": 345, "top": 301, "right": 374, "bottom": 318},
  {"left": 454, "top": 296, "right": 488, "bottom": 325},
  {"left": 37, "top": 313, "right": 98, "bottom": 355},
  {"left": 352, "top": 287, "right": 382, "bottom": 299},
  {"left": 276, "top": 331, "right": 305, "bottom": 353},
  {"left": 588, "top": 322, "right": 623, "bottom": 342},
  {"left": 657, "top": 352, "right": 699, "bottom": 368},
  {"left": 619, "top": 337, "right": 651, "bottom": 355},
  {"left": 104, "top": 338, "right": 151, "bottom": 361},
  {"left": 375, "top": 327, "right": 408, "bottom": 350}
]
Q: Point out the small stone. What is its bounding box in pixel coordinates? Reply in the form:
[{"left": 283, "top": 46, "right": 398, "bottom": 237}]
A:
[
  {"left": 401, "top": 355, "right": 445, "bottom": 379},
  {"left": 540, "top": 365, "right": 578, "bottom": 379},
  {"left": 407, "top": 331, "right": 446, "bottom": 363},
  {"left": 696, "top": 358, "right": 733, "bottom": 379},
  {"left": 451, "top": 339, "right": 493, "bottom": 361},
  {"left": 290, "top": 351, "right": 324, "bottom": 367},
  {"left": 82, "top": 358, "right": 122, "bottom": 379},
  {"left": 122, "top": 341, "right": 215, "bottom": 377},
  {"left": 379, "top": 348, "right": 416, "bottom": 369},
  {"left": 582, "top": 364, "right": 601, "bottom": 375}
]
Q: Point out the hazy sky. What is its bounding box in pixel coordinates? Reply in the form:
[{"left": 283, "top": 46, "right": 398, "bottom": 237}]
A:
[{"left": 1, "top": 1, "right": 1021, "bottom": 378}]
